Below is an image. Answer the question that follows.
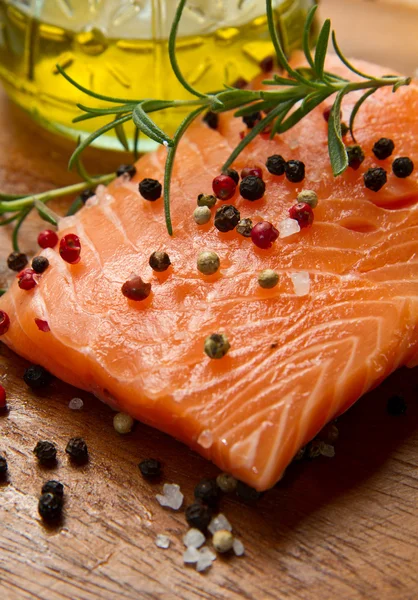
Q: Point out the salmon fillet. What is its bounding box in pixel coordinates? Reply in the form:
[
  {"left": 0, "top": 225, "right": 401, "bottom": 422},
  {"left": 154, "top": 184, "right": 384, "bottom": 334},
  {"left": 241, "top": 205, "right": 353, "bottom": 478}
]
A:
[{"left": 1, "top": 56, "right": 418, "bottom": 490}]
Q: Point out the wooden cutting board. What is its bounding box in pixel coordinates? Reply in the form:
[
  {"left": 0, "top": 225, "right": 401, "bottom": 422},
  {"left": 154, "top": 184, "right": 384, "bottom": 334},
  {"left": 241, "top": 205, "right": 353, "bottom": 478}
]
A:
[{"left": 1, "top": 26, "right": 418, "bottom": 600}]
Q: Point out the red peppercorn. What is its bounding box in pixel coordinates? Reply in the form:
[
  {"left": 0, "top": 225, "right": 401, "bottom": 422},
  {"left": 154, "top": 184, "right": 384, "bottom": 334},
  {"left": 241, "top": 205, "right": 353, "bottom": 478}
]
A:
[
  {"left": 17, "top": 268, "right": 37, "bottom": 291},
  {"left": 0, "top": 310, "right": 10, "bottom": 335},
  {"left": 122, "top": 276, "right": 151, "bottom": 301},
  {"left": 59, "top": 234, "right": 81, "bottom": 264},
  {"left": 38, "top": 229, "right": 58, "bottom": 249},
  {"left": 212, "top": 175, "right": 237, "bottom": 201},
  {"left": 251, "top": 221, "right": 279, "bottom": 249},
  {"left": 241, "top": 166, "right": 263, "bottom": 179},
  {"left": 35, "top": 319, "right": 50, "bottom": 332},
  {"left": 0, "top": 384, "right": 6, "bottom": 409},
  {"left": 289, "top": 203, "right": 314, "bottom": 228},
  {"left": 323, "top": 106, "right": 342, "bottom": 123}
]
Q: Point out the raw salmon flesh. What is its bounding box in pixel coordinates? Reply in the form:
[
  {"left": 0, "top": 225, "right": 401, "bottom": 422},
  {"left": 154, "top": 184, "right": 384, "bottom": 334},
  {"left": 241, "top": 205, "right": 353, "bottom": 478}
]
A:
[{"left": 1, "top": 57, "right": 418, "bottom": 490}]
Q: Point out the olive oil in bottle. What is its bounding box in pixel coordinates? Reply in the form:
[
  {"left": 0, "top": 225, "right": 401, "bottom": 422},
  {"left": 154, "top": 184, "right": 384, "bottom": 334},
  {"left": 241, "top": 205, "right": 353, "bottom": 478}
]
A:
[{"left": 0, "top": 0, "right": 316, "bottom": 151}]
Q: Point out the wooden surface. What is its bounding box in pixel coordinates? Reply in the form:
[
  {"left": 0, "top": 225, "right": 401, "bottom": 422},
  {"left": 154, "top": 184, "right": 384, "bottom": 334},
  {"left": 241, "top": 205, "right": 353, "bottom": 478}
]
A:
[{"left": 1, "top": 15, "right": 418, "bottom": 600}]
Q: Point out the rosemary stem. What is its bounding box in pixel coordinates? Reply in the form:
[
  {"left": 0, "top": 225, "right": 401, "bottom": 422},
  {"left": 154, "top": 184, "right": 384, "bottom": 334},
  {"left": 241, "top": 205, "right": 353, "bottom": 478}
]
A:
[{"left": 0, "top": 174, "right": 114, "bottom": 215}]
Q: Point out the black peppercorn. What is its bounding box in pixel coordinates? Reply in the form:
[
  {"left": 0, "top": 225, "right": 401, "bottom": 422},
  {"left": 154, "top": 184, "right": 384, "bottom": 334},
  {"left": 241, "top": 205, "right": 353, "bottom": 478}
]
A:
[
  {"left": 31, "top": 256, "right": 49, "bottom": 274},
  {"left": 42, "top": 480, "right": 64, "bottom": 499},
  {"left": 364, "top": 167, "right": 387, "bottom": 192},
  {"left": 266, "top": 154, "right": 286, "bottom": 176},
  {"left": 23, "top": 365, "right": 52, "bottom": 390},
  {"left": 224, "top": 168, "right": 240, "bottom": 185},
  {"left": 0, "top": 454, "right": 8, "bottom": 476},
  {"left": 239, "top": 176, "right": 266, "bottom": 201},
  {"left": 138, "top": 458, "right": 162, "bottom": 479},
  {"left": 80, "top": 189, "right": 95, "bottom": 203},
  {"left": 149, "top": 251, "right": 171, "bottom": 272},
  {"left": 346, "top": 145, "right": 365, "bottom": 170},
  {"left": 139, "top": 178, "right": 162, "bottom": 201},
  {"left": 260, "top": 55, "right": 274, "bottom": 72},
  {"left": 372, "top": 138, "right": 395, "bottom": 160},
  {"left": 7, "top": 252, "right": 28, "bottom": 272},
  {"left": 387, "top": 395, "right": 407, "bottom": 416},
  {"left": 285, "top": 160, "right": 305, "bottom": 183},
  {"left": 33, "top": 441, "right": 57, "bottom": 465},
  {"left": 203, "top": 111, "right": 219, "bottom": 130},
  {"left": 66, "top": 437, "right": 88, "bottom": 464},
  {"left": 38, "top": 492, "right": 62, "bottom": 522},
  {"left": 194, "top": 479, "right": 219, "bottom": 507},
  {"left": 242, "top": 111, "right": 262, "bottom": 129},
  {"left": 236, "top": 218, "right": 253, "bottom": 237},
  {"left": 185, "top": 502, "right": 212, "bottom": 531},
  {"left": 214, "top": 205, "right": 240, "bottom": 233},
  {"left": 116, "top": 164, "right": 137, "bottom": 179},
  {"left": 340, "top": 122, "right": 349, "bottom": 137},
  {"left": 232, "top": 77, "right": 248, "bottom": 89},
  {"left": 236, "top": 481, "right": 263, "bottom": 503},
  {"left": 392, "top": 157, "right": 414, "bottom": 178}
]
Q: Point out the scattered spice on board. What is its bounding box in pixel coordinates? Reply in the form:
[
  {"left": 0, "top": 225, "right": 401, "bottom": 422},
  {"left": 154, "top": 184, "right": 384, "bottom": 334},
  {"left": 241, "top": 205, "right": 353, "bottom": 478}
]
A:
[
  {"left": 0, "top": 454, "right": 8, "bottom": 476},
  {"left": 216, "top": 473, "right": 237, "bottom": 494},
  {"left": 38, "top": 492, "right": 62, "bottom": 522},
  {"left": 156, "top": 483, "right": 184, "bottom": 510},
  {"left": 236, "top": 481, "right": 263, "bottom": 503},
  {"left": 156, "top": 534, "right": 171, "bottom": 549},
  {"left": 194, "top": 479, "right": 219, "bottom": 507},
  {"left": 139, "top": 458, "right": 162, "bottom": 479},
  {"left": 183, "top": 528, "right": 206, "bottom": 549},
  {"left": 65, "top": 437, "right": 89, "bottom": 464},
  {"left": 68, "top": 397, "right": 84, "bottom": 410},
  {"left": 213, "top": 530, "right": 234, "bottom": 553},
  {"left": 113, "top": 412, "right": 134, "bottom": 434},
  {"left": 23, "top": 365, "right": 52, "bottom": 389},
  {"left": 0, "top": 384, "right": 6, "bottom": 409},
  {"left": 185, "top": 502, "right": 212, "bottom": 531},
  {"left": 33, "top": 441, "right": 57, "bottom": 465}
]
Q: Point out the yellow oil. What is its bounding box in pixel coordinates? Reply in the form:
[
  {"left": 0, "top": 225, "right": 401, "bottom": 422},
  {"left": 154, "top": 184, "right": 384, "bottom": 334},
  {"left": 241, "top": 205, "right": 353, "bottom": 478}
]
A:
[{"left": 0, "top": 1, "right": 313, "bottom": 151}]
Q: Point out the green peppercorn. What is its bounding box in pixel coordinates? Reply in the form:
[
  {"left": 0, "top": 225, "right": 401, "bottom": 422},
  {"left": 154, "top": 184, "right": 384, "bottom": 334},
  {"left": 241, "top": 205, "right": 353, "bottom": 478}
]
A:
[
  {"left": 113, "top": 412, "right": 134, "bottom": 434},
  {"left": 213, "top": 530, "right": 234, "bottom": 553},
  {"left": 197, "top": 194, "right": 217, "bottom": 208},
  {"left": 258, "top": 269, "right": 279, "bottom": 289},
  {"left": 197, "top": 251, "right": 220, "bottom": 275},
  {"left": 204, "top": 333, "right": 230, "bottom": 359},
  {"left": 216, "top": 473, "right": 237, "bottom": 493},
  {"left": 297, "top": 189, "right": 318, "bottom": 208},
  {"left": 236, "top": 218, "right": 253, "bottom": 237},
  {"left": 193, "top": 206, "right": 211, "bottom": 225}
]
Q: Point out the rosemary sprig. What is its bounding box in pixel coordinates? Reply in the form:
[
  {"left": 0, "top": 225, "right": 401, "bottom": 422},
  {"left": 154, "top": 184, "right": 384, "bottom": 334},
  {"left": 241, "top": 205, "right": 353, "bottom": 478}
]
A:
[{"left": 0, "top": 0, "right": 411, "bottom": 246}]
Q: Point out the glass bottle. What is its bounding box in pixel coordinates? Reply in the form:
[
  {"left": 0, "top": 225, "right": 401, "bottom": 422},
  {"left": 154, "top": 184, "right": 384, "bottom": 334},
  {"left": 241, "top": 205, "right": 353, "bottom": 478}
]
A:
[{"left": 0, "top": 0, "right": 316, "bottom": 151}]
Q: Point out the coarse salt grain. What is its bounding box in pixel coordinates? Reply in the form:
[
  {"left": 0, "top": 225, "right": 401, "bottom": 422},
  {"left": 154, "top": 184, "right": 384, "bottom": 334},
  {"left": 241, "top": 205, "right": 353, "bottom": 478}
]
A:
[
  {"left": 69, "top": 397, "right": 84, "bottom": 410},
  {"left": 196, "top": 547, "right": 216, "bottom": 572},
  {"left": 278, "top": 217, "right": 300, "bottom": 239},
  {"left": 156, "top": 483, "right": 184, "bottom": 510},
  {"left": 183, "top": 528, "right": 206, "bottom": 549},
  {"left": 156, "top": 534, "right": 171, "bottom": 549},
  {"left": 290, "top": 271, "right": 311, "bottom": 296},
  {"left": 233, "top": 538, "right": 245, "bottom": 556},
  {"left": 208, "top": 513, "right": 232, "bottom": 534},
  {"left": 197, "top": 429, "right": 213, "bottom": 449},
  {"left": 183, "top": 547, "right": 200, "bottom": 564}
]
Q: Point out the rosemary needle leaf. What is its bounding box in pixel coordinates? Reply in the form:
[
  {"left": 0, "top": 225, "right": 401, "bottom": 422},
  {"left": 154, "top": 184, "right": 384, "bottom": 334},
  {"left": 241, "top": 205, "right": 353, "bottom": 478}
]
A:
[
  {"left": 393, "top": 77, "right": 411, "bottom": 92},
  {"left": 234, "top": 100, "right": 276, "bottom": 117},
  {"left": 34, "top": 200, "right": 59, "bottom": 226},
  {"left": 331, "top": 31, "right": 376, "bottom": 80},
  {"left": 349, "top": 88, "right": 376, "bottom": 141},
  {"left": 302, "top": 4, "right": 317, "bottom": 69},
  {"left": 328, "top": 89, "right": 349, "bottom": 176},
  {"left": 132, "top": 104, "right": 174, "bottom": 146},
  {"left": 66, "top": 196, "right": 83, "bottom": 217},
  {"left": 69, "top": 114, "right": 132, "bottom": 170},
  {"left": 133, "top": 127, "right": 140, "bottom": 161},
  {"left": 56, "top": 65, "right": 138, "bottom": 104},
  {"left": 114, "top": 121, "right": 130, "bottom": 152},
  {"left": 12, "top": 207, "right": 31, "bottom": 253},
  {"left": 314, "top": 19, "right": 331, "bottom": 79}
]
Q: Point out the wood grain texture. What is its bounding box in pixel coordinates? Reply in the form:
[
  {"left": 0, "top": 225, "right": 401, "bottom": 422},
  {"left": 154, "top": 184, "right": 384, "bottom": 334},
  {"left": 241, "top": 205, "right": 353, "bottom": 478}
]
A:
[{"left": 1, "top": 25, "right": 418, "bottom": 600}]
